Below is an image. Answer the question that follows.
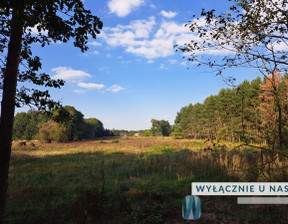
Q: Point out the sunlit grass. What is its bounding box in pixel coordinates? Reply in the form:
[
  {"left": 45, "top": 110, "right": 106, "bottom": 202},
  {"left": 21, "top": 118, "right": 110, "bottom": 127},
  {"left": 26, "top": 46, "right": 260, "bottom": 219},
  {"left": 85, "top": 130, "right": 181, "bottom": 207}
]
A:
[{"left": 6, "top": 137, "right": 288, "bottom": 223}]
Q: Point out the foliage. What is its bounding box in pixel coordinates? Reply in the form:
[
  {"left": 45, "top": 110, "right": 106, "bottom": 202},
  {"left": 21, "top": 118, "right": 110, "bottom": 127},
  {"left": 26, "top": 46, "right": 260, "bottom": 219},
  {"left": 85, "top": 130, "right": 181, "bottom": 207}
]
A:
[
  {"left": 12, "top": 112, "right": 31, "bottom": 140},
  {"left": 174, "top": 104, "right": 193, "bottom": 139},
  {"left": 176, "top": 0, "right": 288, "bottom": 149},
  {"left": 13, "top": 105, "right": 107, "bottom": 142},
  {"left": 0, "top": 0, "right": 103, "bottom": 109},
  {"left": 0, "top": 1, "right": 103, "bottom": 221},
  {"left": 84, "top": 118, "right": 105, "bottom": 139},
  {"left": 174, "top": 75, "right": 288, "bottom": 146},
  {"left": 258, "top": 71, "right": 288, "bottom": 147},
  {"left": 57, "top": 106, "right": 85, "bottom": 141},
  {"left": 143, "top": 129, "right": 152, "bottom": 137},
  {"left": 177, "top": 0, "right": 288, "bottom": 80},
  {"left": 151, "top": 119, "right": 171, "bottom": 136},
  {"left": 13, "top": 111, "right": 49, "bottom": 140},
  {"left": 38, "top": 120, "right": 67, "bottom": 143}
]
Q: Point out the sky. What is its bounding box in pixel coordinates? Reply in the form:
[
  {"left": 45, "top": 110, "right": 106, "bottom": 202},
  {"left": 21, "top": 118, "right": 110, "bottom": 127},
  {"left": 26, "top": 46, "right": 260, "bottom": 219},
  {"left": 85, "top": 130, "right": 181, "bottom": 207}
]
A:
[{"left": 16, "top": 0, "right": 262, "bottom": 130}]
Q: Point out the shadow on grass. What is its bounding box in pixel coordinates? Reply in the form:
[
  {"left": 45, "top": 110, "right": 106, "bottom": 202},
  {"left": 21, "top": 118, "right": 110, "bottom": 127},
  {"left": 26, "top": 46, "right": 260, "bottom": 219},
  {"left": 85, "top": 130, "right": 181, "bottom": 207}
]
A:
[{"left": 5, "top": 148, "right": 288, "bottom": 224}]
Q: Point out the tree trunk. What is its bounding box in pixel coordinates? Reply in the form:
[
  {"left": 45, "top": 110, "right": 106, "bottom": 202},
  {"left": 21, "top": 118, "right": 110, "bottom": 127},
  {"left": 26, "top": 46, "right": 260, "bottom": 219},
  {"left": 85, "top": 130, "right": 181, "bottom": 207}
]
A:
[
  {"left": 271, "top": 72, "right": 283, "bottom": 151},
  {"left": 277, "top": 99, "right": 283, "bottom": 150},
  {"left": 0, "top": 6, "right": 24, "bottom": 223}
]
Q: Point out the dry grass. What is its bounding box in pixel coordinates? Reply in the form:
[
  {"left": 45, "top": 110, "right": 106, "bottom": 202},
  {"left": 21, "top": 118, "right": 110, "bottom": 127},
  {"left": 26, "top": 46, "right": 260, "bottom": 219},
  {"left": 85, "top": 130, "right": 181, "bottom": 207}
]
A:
[
  {"left": 6, "top": 137, "right": 288, "bottom": 224},
  {"left": 11, "top": 137, "right": 204, "bottom": 158}
]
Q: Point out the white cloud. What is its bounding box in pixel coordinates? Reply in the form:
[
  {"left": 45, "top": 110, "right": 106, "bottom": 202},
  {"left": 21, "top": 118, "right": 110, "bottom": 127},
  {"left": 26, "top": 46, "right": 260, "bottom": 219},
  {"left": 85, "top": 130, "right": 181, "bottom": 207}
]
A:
[
  {"left": 101, "top": 16, "right": 156, "bottom": 47},
  {"left": 270, "top": 41, "right": 288, "bottom": 52},
  {"left": 26, "top": 24, "right": 48, "bottom": 35},
  {"left": 101, "top": 16, "right": 234, "bottom": 59},
  {"left": 101, "top": 17, "right": 192, "bottom": 59},
  {"left": 52, "top": 67, "right": 92, "bottom": 80},
  {"left": 156, "top": 22, "right": 188, "bottom": 38},
  {"left": 108, "top": 0, "right": 145, "bottom": 17},
  {"left": 107, "top": 85, "right": 125, "bottom": 92},
  {"left": 78, "top": 82, "right": 105, "bottom": 89},
  {"left": 83, "top": 50, "right": 99, "bottom": 56},
  {"left": 73, "top": 89, "right": 87, "bottom": 94},
  {"left": 88, "top": 41, "right": 102, "bottom": 47},
  {"left": 160, "top": 10, "right": 177, "bottom": 19},
  {"left": 168, "top": 59, "right": 177, "bottom": 64},
  {"left": 126, "top": 37, "right": 173, "bottom": 58},
  {"left": 147, "top": 60, "right": 154, "bottom": 63}
]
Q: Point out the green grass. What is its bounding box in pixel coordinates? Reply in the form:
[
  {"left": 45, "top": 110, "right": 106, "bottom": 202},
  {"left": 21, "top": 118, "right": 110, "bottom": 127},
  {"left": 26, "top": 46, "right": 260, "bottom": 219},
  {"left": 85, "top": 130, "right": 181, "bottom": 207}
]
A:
[{"left": 6, "top": 137, "right": 288, "bottom": 223}]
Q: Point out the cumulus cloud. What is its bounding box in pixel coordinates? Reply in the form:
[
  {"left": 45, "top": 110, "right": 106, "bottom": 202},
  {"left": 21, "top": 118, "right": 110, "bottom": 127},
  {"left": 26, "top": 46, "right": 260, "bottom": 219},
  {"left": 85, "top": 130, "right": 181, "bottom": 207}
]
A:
[
  {"left": 101, "top": 16, "right": 233, "bottom": 59},
  {"left": 101, "top": 17, "right": 195, "bottom": 59},
  {"left": 160, "top": 10, "right": 177, "bottom": 19},
  {"left": 52, "top": 67, "right": 92, "bottom": 80},
  {"left": 102, "top": 16, "right": 156, "bottom": 47},
  {"left": 107, "top": 85, "right": 125, "bottom": 92},
  {"left": 78, "top": 82, "right": 105, "bottom": 89},
  {"left": 108, "top": 0, "right": 145, "bottom": 17}
]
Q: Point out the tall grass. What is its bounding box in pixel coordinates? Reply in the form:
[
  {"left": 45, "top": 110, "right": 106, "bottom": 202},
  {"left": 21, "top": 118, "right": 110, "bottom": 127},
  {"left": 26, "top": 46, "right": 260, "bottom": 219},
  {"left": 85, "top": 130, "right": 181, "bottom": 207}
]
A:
[{"left": 6, "top": 137, "right": 288, "bottom": 223}]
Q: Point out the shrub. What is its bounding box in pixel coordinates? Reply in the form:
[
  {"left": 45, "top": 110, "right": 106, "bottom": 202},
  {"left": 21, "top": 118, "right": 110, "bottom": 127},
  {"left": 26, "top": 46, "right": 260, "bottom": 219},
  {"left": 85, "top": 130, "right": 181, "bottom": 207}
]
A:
[{"left": 38, "top": 121, "right": 68, "bottom": 143}]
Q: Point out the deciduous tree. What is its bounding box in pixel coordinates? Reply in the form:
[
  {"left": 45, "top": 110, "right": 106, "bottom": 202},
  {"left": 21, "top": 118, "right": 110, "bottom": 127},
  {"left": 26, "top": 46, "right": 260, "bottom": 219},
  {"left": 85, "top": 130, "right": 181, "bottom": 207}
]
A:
[
  {"left": 151, "top": 119, "right": 171, "bottom": 136},
  {"left": 0, "top": 1, "right": 103, "bottom": 221},
  {"left": 177, "top": 0, "right": 288, "bottom": 148},
  {"left": 178, "top": 0, "right": 288, "bottom": 77}
]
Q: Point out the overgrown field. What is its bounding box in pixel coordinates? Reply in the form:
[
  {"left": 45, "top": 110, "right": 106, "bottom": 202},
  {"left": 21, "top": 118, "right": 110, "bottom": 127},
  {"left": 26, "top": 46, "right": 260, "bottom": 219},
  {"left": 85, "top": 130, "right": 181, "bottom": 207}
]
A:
[{"left": 5, "top": 137, "right": 288, "bottom": 223}]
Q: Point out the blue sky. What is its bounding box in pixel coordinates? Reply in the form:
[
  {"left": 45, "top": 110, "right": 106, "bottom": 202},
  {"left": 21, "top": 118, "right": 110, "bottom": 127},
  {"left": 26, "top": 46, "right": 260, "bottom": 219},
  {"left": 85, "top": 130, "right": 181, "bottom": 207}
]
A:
[{"left": 17, "top": 0, "right": 261, "bottom": 130}]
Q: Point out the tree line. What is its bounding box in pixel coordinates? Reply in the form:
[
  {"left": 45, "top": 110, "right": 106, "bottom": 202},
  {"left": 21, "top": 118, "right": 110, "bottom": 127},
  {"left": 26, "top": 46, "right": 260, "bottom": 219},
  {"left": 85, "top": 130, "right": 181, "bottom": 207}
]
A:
[
  {"left": 13, "top": 106, "right": 110, "bottom": 143},
  {"left": 174, "top": 72, "right": 288, "bottom": 148}
]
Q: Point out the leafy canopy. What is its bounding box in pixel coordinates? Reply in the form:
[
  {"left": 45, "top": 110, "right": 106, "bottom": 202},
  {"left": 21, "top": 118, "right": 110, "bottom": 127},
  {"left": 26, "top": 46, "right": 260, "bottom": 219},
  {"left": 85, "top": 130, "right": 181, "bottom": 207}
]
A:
[
  {"left": 0, "top": 0, "right": 103, "bottom": 110},
  {"left": 177, "top": 0, "right": 288, "bottom": 83}
]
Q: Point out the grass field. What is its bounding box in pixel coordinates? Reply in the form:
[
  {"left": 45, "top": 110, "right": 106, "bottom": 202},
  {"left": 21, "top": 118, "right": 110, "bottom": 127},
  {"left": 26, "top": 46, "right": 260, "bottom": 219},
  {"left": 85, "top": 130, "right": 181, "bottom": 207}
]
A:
[{"left": 5, "top": 137, "right": 288, "bottom": 223}]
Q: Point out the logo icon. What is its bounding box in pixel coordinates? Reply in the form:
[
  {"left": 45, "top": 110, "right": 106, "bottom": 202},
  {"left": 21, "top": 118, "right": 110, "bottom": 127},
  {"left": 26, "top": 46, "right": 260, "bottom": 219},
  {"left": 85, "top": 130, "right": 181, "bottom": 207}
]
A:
[{"left": 182, "top": 195, "right": 201, "bottom": 220}]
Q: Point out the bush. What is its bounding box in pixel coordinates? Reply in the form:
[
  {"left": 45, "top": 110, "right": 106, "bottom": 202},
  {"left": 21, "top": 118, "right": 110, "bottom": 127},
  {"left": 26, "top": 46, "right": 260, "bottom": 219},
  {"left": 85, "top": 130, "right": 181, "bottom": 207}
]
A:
[{"left": 38, "top": 121, "right": 68, "bottom": 143}]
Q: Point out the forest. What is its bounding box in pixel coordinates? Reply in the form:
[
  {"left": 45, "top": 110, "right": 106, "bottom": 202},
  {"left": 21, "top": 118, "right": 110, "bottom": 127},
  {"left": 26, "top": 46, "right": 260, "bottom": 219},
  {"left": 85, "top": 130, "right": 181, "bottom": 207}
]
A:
[
  {"left": 2, "top": 0, "right": 288, "bottom": 223},
  {"left": 14, "top": 70, "right": 288, "bottom": 149},
  {"left": 13, "top": 106, "right": 108, "bottom": 143},
  {"left": 174, "top": 72, "right": 288, "bottom": 149}
]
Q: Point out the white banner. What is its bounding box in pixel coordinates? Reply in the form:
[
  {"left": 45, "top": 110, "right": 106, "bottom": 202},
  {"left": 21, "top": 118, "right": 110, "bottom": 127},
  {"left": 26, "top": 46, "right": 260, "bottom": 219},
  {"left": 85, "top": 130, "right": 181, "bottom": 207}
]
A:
[{"left": 191, "top": 182, "right": 288, "bottom": 196}]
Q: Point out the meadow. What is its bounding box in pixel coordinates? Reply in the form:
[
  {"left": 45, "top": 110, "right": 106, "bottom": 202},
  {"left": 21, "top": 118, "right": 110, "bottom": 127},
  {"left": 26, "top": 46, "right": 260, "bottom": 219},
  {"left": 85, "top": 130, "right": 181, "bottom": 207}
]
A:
[{"left": 5, "top": 137, "right": 288, "bottom": 224}]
